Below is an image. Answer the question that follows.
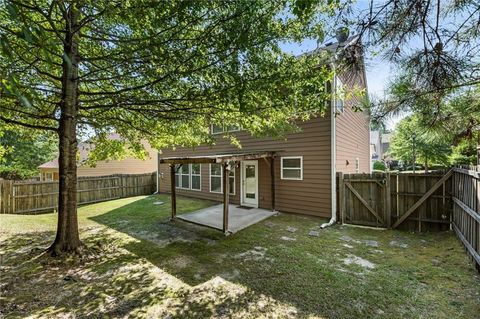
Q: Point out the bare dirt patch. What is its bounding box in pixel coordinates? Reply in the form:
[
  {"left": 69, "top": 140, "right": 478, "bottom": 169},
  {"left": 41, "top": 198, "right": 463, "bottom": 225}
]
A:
[{"left": 343, "top": 254, "right": 376, "bottom": 270}]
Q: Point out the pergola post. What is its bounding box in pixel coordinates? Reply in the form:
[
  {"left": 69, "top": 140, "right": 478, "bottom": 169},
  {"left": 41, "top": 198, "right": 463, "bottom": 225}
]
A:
[
  {"left": 270, "top": 157, "right": 276, "bottom": 211},
  {"left": 170, "top": 164, "right": 176, "bottom": 220},
  {"left": 222, "top": 162, "right": 230, "bottom": 233}
]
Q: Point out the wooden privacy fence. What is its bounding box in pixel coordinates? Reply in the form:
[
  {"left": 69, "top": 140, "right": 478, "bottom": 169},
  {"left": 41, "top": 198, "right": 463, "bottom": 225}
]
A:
[
  {"left": 338, "top": 170, "right": 452, "bottom": 231},
  {"left": 338, "top": 167, "right": 479, "bottom": 268},
  {"left": 451, "top": 166, "right": 479, "bottom": 267},
  {"left": 0, "top": 172, "right": 156, "bottom": 214}
]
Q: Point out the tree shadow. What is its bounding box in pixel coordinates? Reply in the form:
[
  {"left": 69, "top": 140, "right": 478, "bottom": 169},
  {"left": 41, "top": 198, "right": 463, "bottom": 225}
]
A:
[
  {"left": 86, "top": 195, "right": 342, "bottom": 317},
  {"left": 4, "top": 195, "right": 477, "bottom": 318},
  {"left": 1, "top": 228, "right": 295, "bottom": 318}
]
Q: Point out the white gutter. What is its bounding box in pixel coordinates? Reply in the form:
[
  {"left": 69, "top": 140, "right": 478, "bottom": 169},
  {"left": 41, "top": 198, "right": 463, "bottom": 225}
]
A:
[
  {"left": 154, "top": 153, "right": 159, "bottom": 194},
  {"left": 321, "top": 74, "right": 337, "bottom": 228},
  {"left": 320, "top": 33, "right": 356, "bottom": 228}
]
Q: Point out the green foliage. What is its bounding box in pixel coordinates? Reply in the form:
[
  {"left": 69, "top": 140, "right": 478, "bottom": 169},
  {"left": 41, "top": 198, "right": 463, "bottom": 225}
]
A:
[
  {"left": 373, "top": 161, "right": 386, "bottom": 171},
  {"left": 356, "top": 0, "right": 480, "bottom": 121},
  {"left": 449, "top": 138, "right": 477, "bottom": 166},
  {"left": 383, "top": 81, "right": 479, "bottom": 169},
  {"left": 440, "top": 86, "right": 480, "bottom": 143},
  {"left": 389, "top": 115, "right": 451, "bottom": 170},
  {"left": 0, "top": 0, "right": 347, "bottom": 251},
  {"left": 0, "top": 128, "right": 57, "bottom": 179},
  {"left": 0, "top": 0, "right": 339, "bottom": 157}
]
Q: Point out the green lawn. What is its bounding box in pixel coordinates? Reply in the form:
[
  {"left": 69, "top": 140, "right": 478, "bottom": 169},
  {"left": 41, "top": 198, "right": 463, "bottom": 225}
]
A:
[{"left": 0, "top": 195, "right": 479, "bottom": 318}]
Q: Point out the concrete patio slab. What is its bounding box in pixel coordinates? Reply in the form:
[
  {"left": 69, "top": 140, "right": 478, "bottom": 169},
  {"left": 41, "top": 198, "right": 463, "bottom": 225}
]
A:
[{"left": 177, "top": 204, "right": 276, "bottom": 233}]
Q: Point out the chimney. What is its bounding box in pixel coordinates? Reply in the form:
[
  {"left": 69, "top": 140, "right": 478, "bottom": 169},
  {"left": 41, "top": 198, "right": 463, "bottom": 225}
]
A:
[{"left": 335, "top": 27, "right": 349, "bottom": 44}]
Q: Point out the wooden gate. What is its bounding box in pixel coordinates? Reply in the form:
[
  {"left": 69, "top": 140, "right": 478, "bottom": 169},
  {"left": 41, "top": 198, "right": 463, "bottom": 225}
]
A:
[
  {"left": 337, "top": 168, "right": 479, "bottom": 268},
  {"left": 338, "top": 170, "right": 452, "bottom": 230},
  {"left": 338, "top": 172, "right": 390, "bottom": 228},
  {"left": 391, "top": 170, "right": 452, "bottom": 231}
]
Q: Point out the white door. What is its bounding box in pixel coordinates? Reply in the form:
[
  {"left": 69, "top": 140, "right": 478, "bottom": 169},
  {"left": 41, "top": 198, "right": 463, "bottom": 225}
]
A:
[{"left": 241, "top": 160, "right": 258, "bottom": 207}]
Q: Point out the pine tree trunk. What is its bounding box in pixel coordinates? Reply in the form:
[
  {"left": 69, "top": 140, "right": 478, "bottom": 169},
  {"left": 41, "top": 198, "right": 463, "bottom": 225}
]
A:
[{"left": 48, "top": 5, "right": 81, "bottom": 256}]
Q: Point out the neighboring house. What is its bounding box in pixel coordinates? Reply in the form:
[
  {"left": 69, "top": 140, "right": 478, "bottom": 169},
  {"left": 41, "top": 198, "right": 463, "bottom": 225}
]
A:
[
  {"left": 157, "top": 37, "right": 370, "bottom": 219},
  {"left": 381, "top": 133, "right": 391, "bottom": 159},
  {"left": 38, "top": 138, "right": 157, "bottom": 181},
  {"left": 370, "top": 131, "right": 392, "bottom": 168},
  {"left": 370, "top": 130, "right": 382, "bottom": 168}
]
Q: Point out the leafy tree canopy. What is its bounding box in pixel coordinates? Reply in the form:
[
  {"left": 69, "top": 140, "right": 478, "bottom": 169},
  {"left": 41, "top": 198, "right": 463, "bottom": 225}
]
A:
[
  {"left": 389, "top": 115, "right": 451, "bottom": 171},
  {"left": 449, "top": 136, "right": 478, "bottom": 166},
  {"left": 0, "top": 0, "right": 349, "bottom": 254},
  {"left": 0, "top": 0, "right": 341, "bottom": 157},
  {"left": 0, "top": 127, "right": 57, "bottom": 179},
  {"left": 336, "top": 1, "right": 480, "bottom": 147}
]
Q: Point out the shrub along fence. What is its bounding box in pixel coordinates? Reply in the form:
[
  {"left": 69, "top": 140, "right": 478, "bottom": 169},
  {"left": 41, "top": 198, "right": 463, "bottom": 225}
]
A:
[
  {"left": 337, "top": 166, "right": 479, "bottom": 268},
  {"left": 0, "top": 172, "right": 156, "bottom": 214}
]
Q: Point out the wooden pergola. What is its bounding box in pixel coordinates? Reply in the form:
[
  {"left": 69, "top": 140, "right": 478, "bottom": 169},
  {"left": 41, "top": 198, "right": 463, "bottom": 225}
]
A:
[{"left": 159, "top": 151, "right": 276, "bottom": 233}]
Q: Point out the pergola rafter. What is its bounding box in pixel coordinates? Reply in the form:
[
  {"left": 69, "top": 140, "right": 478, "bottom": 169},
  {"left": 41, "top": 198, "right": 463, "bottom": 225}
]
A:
[{"left": 162, "top": 151, "right": 276, "bottom": 234}]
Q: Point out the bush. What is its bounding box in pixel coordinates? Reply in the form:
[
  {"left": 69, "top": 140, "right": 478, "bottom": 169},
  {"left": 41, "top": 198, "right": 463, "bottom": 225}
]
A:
[
  {"left": 405, "top": 165, "right": 424, "bottom": 171},
  {"left": 0, "top": 166, "right": 38, "bottom": 180},
  {"left": 373, "top": 161, "right": 386, "bottom": 171}
]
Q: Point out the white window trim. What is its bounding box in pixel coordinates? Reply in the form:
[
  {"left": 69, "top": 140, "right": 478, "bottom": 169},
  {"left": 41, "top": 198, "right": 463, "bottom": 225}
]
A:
[
  {"left": 209, "top": 163, "right": 235, "bottom": 194},
  {"left": 355, "top": 158, "right": 360, "bottom": 173},
  {"left": 210, "top": 124, "right": 242, "bottom": 135},
  {"left": 209, "top": 163, "right": 223, "bottom": 193},
  {"left": 211, "top": 124, "right": 224, "bottom": 135},
  {"left": 190, "top": 164, "right": 202, "bottom": 191},
  {"left": 175, "top": 164, "right": 202, "bottom": 190},
  {"left": 174, "top": 165, "right": 183, "bottom": 189},
  {"left": 281, "top": 156, "right": 303, "bottom": 180},
  {"left": 334, "top": 76, "right": 345, "bottom": 113},
  {"left": 174, "top": 167, "right": 180, "bottom": 188},
  {"left": 229, "top": 169, "right": 235, "bottom": 195},
  {"left": 179, "top": 165, "right": 190, "bottom": 190}
]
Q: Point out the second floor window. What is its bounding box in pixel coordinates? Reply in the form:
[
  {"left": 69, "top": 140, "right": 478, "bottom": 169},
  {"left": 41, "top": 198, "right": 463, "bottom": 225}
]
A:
[
  {"left": 211, "top": 124, "right": 241, "bottom": 135},
  {"left": 335, "top": 76, "right": 345, "bottom": 113}
]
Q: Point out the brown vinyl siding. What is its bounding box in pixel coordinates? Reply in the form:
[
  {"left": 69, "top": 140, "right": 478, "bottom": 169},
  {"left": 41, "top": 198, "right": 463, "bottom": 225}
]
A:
[
  {"left": 158, "top": 115, "right": 333, "bottom": 218},
  {"left": 158, "top": 55, "right": 369, "bottom": 218},
  {"left": 335, "top": 68, "right": 370, "bottom": 173}
]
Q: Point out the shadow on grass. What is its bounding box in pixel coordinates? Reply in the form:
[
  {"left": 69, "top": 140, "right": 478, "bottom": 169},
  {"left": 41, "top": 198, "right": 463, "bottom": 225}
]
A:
[
  {"left": 90, "top": 194, "right": 223, "bottom": 246},
  {"left": 85, "top": 195, "right": 356, "bottom": 317},
  {"left": 1, "top": 228, "right": 280, "bottom": 318},
  {"left": 3, "top": 195, "right": 478, "bottom": 318}
]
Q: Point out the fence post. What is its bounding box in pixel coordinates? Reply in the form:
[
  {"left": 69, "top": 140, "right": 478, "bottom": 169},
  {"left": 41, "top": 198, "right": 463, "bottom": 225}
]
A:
[
  {"left": 0, "top": 180, "right": 4, "bottom": 213},
  {"left": 121, "top": 175, "right": 126, "bottom": 198},
  {"left": 385, "top": 172, "right": 391, "bottom": 228},
  {"left": 0, "top": 180, "right": 14, "bottom": 214}
]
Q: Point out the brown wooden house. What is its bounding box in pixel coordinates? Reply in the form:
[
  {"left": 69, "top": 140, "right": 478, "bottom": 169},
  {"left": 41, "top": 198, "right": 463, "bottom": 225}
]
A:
[{"left": 157, "top": 37, "right": 370, "bottom": 222}]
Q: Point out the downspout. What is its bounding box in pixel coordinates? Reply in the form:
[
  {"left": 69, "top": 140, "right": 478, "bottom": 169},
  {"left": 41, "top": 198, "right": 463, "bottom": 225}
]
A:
[
  {"left": 320, "top": 31, "right": 359, "bottom": 228},
  {"left": 154, "top": 153, "right": 159, "bottom": 194},
  {"left": 321, "top": 75, "right": 337, "bottom": 228}
]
